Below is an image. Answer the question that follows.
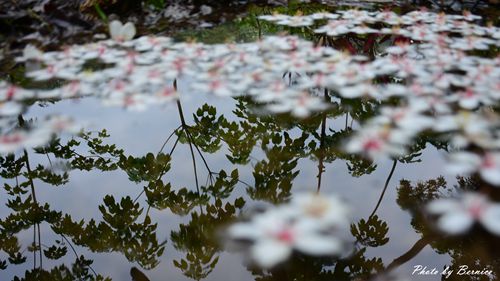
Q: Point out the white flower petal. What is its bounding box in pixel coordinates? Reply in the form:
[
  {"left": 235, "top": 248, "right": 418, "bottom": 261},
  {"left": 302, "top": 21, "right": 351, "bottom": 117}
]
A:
[
  {"left": 480, "top": 205, "right": 500, "bottom": 235},
  {"left": 228, "top": 223, "right": 264, "bottom": 240},
  {"left": 294, "top": 235, "right": 343, "bottom": 256},
  {"left": 251, "top": 239, "right": 292, "bottom": 268},
  {"left": 437, "top": 212, "right": 474, "bottom": 235},
  {"left": 122, "top": 22, "right": 137, "bottom": 41},
  {"left": 480, "top": 168, "right": 500, "bottom": 186},
  {"left": 109, "top": 20, "right": 123, "bottom": 41},
  {"left": 427, "top": 199, "right": 461, "bottom": 214}
]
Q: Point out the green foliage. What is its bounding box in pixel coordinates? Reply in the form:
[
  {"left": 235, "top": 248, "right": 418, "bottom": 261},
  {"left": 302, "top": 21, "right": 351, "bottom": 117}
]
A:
[
  {"left": 119, "top": 153, "right": 171, "bottom": 183},
  {"left": 12, "top": 256, "right": 110, "bottom": 281},
  {"left": 397, "top": 176, "right": 450, "bottom": 212},
  {"left": 171, "top": 198, "right": 244, "bottom": 280},
  {"left": 43, "top": 243, "right": 67, "bottom": 260},
  {"left": 145, "top": 0, "right": 165, "bottom": 10},
  {"left": 202, "top": 169, "right": 239, "bottom": 198},
  {"left": 351, "top": 215, "right": 389, "bottom": 248},
  {"left": 145, "top": 179, "right": 209, "bottom": 215}
]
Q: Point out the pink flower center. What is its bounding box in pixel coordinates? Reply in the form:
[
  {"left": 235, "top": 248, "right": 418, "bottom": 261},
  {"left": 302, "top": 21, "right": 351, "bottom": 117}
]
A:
[
  {"left": 315, "top": 74, "right": 324, "bottom": 86},
  {"left": 114, "top": 81, "right": 125, "bottom": 91},
  {"left": 1, "top": 134, "right": 23, "bottom": 144},
  {"left": 6, "top": 86, "right": 16, "bottom": 100},
  {"left": 47, "top": 65, "right": 55, "bottom": 74},
  {"left": 124, "top": 96, "right": 135, "bottom": 106},
  {"left": 210, "top": 80, "right": 221, "bottom": 91},
  {"left": 161, "top": 87, "right": 175, "bottom": 97},
  {"left": 252, "top": 73, "right": 261, "bottom": 82},
  {"left": 363, "top": 139, "right": 382, "bottom": 151},
  {"left": 393, "top": 110, "right": 406, "bottom": 121},
  {"left": 464, "top": 89, "right": 475, "bottom": 98},
  {"left": 481, "top": 154, "right": 495, "bottom": 169},
  {"left": 52, "top": 121, "right": 68, "bottom": 131},
  {"left": 148, "top": 70, "right": 161, "bottom": 79},
  {"left": 98, "top": 46, "right": 106, "bottom": 56},
  {"left": 275, "top": 229, "right": 294, "bottom": 243},
  {"left": 68, "top": 81, "right": 79, "bottom": 94},
  {"left": 298, "top": 95, "right": 308, "bottom": 106},
  {"left": 174, "top": 59, "right": 185, "bottom": 72},
  {"left": 468, "top": 202, "right": 484, "bottom": 219}
]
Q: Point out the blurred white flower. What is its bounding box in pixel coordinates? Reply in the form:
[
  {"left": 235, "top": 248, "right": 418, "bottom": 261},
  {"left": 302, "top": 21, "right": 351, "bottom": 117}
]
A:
[
  {"left": 109, "top": 20, "right": 136, "bottom": 42},
  {"left": 289, "top": 193, "right": 350, "bottom": 227},
  {"left": 446, "top": 152, "right": 500, "bottom": 186},
  {"left": 0, "top": 102, "right": 23, "bottom": 116},
  {"left": 0, "top": 131, "right": 30, "bottom": 154},
  {"left": 267, "top": 93, "right": 328, "bottom": 118},
  {"left": 16, "top": 44, "right": 43, "bottom": 62},
  {"left": 228, "top": 193, "right": 350, "bottom": 268},
  {"left": 427, "top": 192, "right": 500, "bottom": 235},
  {"left": 346, "top": 127, "right": 408, "bottom": 160}
]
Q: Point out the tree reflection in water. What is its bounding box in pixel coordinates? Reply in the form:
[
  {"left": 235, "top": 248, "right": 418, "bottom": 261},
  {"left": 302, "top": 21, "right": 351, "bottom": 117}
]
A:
[
  {"left": 1, "top": 2, "right": 499, "bottom": 281},
  {"left": 1, "top": 94, "right": 498, "bottom": 280}
]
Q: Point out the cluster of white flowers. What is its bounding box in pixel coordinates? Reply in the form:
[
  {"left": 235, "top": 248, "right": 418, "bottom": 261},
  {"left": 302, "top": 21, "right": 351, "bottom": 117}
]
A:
[
  {"left": 427, "top": 192, "right": 500, "bottom": 235},
  {"left": 227, "top": 193, "right": 351, "bottom": 268},
  {"left": 261, "top": 10, "right": 500, "bottom": 185},
  {"left": 0, "top": 11, "right": 498, "bottom": 184},
  {"left": 0, "top": 115, "right": 82, "bottom": 154}
]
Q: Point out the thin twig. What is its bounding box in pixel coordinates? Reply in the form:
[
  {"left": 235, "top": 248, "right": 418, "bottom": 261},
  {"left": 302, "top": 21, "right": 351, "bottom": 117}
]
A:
[
  {"left": 23, "top": 149, "right": 43, "bottom": 269},
  {"left": 169, "top": 137, "right": 180, "bottom": 156},
  {"left": 158, "top": 125, "right": 182, "bottom": 154},
  {"left": 60, "top": 234, "right": 98, "bottom": 277},
  {"left": 369, "top": 159, "right": 397, "bottom": 218},
  {"left": 176, "top": 100, "right": 200, "bottom": 193},
  {"left": 316, "top": 89, "right": 330, "bottom": 193}
]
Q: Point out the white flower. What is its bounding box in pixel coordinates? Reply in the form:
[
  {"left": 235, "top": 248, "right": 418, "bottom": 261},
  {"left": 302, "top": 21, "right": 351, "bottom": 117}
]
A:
[
  {"left": 446, "top": 152, "right": 500, "bottom": 186},
  {"left": 276, "top": 16, "right": 314, "bottom": 27},
  {"left": 0, "top": 131, "right": 30, "bottom": 154},
  {"left": 309, "top": 12, "right": 339, "bottom": 20},
  {"left": 427, "top": 193, "right": 500, "bottom": 235},
  {"left": 42, "top": 115, "right": 82, "bottom": 134},
  {"left": 289, "top": 193, "right": 350, "bottom": 227},
  {"left": 109, "top": 20, "right": 136, "bottom": 42},
  {"left": 191, "top": 79, "right": 235, "bottom": 97},
  {"left": 454, "top": 88, "right": 491, "bottom": 110},
  {"left": 339, "top": 83, "right": 382, "bottom": 99},
  {"left": 0, "top": 102, "right": 23, "bottom": 116},
  {"left": 314, "top": 20, "right": 353, "bottom": 36},
  {"left": 434, "top": 111, "right": 491, "bottom": 135},
  {"left": 346, "top": 126, "right": 409, "bottom": 160},
  {"left": 372, "top": 106, "right": 434, "bottom": 133},
  {"left": 228, "top": 193, "right": 350, "bottom": 268},
  {"left": 266, "top": 93, "right": 328, "bottom": 118},
  {"left": 16, "top": 44, "right": 43, "bottom": 62},
  {"left": 154, "top": 85, "right": 179, "bottom": 103},
  {"left": 0, "top": 85, "right": 34, "bottom": 102},
  {"left": 0, "top": 129, "right": 48, "bottom": 154}
]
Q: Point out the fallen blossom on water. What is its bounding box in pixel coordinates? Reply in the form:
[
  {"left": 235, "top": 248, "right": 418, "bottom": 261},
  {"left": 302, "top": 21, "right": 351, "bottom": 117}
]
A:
[
  {"left": 227, "top": 193, "right": 351, "bottom": 268},
  {"left": 266, "top": 93, "right": 329, "bottom": 118},
  {"left": 345, "top": 126, "right": 409, "bottom": 160},
  {"left": 445, "top": 152, "right": 500, "bottom": 186},
  {"left": 0, "top": 9, "right": 498, "bottom": 178},
  {"left": 427, "top": 192, "right": 500, "bottom": 235},
  {"left": 0, "top": 116, "right": 83, "bottom": 155},
  {"left": 16, "top": 44, "right": 43, "bottom": 62},
  {"left": 109, "top": 20, "right": 136, "bottom": 42}
]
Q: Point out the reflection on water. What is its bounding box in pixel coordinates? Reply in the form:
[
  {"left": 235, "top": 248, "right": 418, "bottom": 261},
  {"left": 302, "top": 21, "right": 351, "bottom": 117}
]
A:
[
  {"left": 1, "top": 92, "right": 498, "bottom": 281},
  {"left": 1, "top": 2, "right": 500, "bottom": 281}
]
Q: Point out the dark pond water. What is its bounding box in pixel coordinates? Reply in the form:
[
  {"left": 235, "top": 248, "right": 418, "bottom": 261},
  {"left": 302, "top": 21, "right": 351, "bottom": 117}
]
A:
[{"left": 1, "top": 1, "right": 499, "bottom": 281}]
